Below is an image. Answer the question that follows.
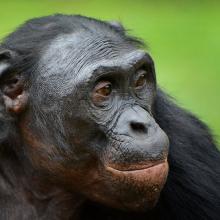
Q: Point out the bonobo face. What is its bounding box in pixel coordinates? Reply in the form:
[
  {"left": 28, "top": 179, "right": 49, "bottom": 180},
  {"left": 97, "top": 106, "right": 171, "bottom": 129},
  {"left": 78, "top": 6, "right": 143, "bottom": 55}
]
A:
[{"left": 20, "top": 31, "right": 169, "bottom": 211}]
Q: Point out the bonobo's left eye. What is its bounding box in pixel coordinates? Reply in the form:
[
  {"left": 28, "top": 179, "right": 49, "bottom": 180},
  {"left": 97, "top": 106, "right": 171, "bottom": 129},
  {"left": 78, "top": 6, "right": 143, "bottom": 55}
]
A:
[
  {"left": 92, "top": 81, "right": 112, "bottom": 106},
  {"left": 134, "top": 70, "right": 147, "bottom": 89}
]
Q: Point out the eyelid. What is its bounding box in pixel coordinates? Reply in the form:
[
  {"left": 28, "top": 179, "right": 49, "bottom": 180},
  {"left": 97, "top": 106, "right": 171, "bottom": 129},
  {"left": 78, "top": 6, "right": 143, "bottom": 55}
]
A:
[{"left": 94, "top": 81, "right": 111, "bottom": 91}]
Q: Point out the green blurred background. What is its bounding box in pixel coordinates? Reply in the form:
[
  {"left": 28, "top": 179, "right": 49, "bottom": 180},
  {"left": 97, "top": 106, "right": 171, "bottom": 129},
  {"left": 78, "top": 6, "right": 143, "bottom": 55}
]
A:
[{"left": 0, "top": 0, "right": 219, "bottom": 145}]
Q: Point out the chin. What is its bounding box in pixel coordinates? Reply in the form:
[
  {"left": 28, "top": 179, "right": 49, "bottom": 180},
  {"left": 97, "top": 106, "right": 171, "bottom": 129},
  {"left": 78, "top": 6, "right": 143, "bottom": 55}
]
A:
[{"left": 84, "top": 161, "right": 169, "bottom": 212}]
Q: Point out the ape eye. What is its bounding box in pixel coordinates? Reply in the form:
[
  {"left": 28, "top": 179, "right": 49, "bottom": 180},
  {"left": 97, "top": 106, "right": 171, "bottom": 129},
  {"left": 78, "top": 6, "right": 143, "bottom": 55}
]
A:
[
  {"left": 92, "top": 81, "right": 112, "bottom": 105},
  {"left": 95, "top": 81, "right": 112, "bottom": 96},
  {"left": 135, "top": 72, "right": 147, "bottom": 88}
]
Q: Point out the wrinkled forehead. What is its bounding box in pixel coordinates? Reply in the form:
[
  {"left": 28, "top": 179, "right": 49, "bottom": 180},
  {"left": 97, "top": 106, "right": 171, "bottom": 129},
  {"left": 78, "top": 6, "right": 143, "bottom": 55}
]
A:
[{"left": 38, "top": 31, "right": 145, "bottom": 82}]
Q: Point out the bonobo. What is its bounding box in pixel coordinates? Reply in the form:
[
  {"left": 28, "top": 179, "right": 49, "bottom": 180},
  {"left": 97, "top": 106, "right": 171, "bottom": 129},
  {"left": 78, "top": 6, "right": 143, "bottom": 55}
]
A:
[{"left": 0, "top": 14, "right": 219, "bottom": 220}]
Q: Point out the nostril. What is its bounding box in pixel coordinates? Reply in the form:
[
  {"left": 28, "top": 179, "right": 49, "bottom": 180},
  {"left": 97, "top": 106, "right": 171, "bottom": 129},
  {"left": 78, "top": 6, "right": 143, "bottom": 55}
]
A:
[{"left": 130, "top": 121, "right": 148, "bottom": 134}]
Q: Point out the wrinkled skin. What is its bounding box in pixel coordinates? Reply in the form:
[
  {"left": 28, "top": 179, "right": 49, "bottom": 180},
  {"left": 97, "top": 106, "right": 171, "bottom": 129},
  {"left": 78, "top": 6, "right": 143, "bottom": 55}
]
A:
[
  {"left": 19, "top": 31, "right": 169, "bottom": 211},
  {"left": 0, "top": 15, "right": 219, "bottom": 220}
]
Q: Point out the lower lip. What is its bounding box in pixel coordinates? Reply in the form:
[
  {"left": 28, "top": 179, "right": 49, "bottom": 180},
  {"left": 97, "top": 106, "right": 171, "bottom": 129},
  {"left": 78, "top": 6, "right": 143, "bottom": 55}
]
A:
[
  {"left": 106, "top": 159, "right": 167, "bottom": 172},
  {"left": 105, "top": 161, "right": 169, "bottom": 182}
]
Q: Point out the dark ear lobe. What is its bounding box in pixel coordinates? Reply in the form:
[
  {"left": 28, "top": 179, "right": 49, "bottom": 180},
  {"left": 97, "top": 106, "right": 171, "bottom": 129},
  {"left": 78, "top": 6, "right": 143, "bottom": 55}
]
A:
[{"left": 0, "top": 48, "right": 28, "bottom": 114}]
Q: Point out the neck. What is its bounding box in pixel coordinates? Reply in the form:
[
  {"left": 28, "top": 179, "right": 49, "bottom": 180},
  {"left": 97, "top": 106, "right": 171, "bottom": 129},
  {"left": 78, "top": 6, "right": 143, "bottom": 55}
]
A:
[{"left": 0, "top": 150, "right": 85, "bottom": 220}]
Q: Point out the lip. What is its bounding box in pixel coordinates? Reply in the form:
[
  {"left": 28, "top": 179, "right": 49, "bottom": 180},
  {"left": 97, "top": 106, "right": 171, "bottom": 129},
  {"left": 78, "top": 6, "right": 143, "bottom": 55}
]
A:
[
  {"left": 105, "top": 160, "right": 169, "bottom": 185},
  {"left": 106, "top": 159, "right": 167, "bottom": 172}
]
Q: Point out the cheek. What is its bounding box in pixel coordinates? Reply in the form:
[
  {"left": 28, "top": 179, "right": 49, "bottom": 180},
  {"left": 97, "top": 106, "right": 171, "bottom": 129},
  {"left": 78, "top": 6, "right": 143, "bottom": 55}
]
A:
[
  {"left": 20, "top": 123, "right": 101, "bottom": 189},
  {"left": 19, "top": 116, "right": 102, "bottom": 186},
  {"left": 20, "top": 122, "right": 63, "bottom": 171}
]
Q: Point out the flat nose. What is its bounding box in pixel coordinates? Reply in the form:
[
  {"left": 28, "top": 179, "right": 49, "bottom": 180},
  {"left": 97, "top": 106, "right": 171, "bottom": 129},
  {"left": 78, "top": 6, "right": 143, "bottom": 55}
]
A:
[{"left": 108, "top": 106, "right": 169, "bottom": 167}]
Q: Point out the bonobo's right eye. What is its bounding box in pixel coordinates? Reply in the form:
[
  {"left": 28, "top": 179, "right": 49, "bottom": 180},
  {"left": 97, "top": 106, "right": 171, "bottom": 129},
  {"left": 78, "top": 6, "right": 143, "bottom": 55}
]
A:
[{"left": 91, "top": 81, "right": 112, "bottom": 106}]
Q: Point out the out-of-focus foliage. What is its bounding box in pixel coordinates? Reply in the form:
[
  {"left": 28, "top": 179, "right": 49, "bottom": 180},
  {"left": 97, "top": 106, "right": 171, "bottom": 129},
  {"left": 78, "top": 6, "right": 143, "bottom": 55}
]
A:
[{"left": 0, "top": 0, "right": 219, "bottom": 145}]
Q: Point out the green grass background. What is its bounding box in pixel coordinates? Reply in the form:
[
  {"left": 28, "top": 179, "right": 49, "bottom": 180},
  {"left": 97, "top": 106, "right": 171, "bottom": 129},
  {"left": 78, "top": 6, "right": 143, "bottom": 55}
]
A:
[{"left": 0, "top": 0, "right": 219, "bottom": 145}]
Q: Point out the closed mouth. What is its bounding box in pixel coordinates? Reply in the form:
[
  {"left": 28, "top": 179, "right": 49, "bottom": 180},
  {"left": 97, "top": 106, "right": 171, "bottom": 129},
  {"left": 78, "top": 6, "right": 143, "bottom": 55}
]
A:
[{"left": 106, "top": 159, "right": 167, "bottom": 173}]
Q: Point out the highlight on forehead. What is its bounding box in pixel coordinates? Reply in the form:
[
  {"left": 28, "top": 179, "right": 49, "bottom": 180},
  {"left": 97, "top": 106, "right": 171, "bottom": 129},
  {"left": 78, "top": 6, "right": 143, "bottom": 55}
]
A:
[
  {"left": 46, "top": 30, "right": 140, "bottom": 60},
  {"left": 39, "top": 27, "right": 147, "bottom": 81}
]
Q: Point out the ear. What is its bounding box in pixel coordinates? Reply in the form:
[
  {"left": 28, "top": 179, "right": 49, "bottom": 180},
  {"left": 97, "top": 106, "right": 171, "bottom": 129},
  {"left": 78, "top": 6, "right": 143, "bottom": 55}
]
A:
[{"left": 0, "top": 48, "right": 28, "bottom": 114}]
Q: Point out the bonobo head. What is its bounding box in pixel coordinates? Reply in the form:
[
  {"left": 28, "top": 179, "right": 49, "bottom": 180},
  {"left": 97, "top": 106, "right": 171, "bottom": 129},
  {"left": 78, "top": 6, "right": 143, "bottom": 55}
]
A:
[{"left": 0, "top": 15, "right": 169, "bottom": 211}]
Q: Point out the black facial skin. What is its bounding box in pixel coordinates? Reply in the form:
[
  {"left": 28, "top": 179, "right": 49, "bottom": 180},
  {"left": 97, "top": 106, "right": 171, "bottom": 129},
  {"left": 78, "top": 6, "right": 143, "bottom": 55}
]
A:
[
  {"left": 24, "top": 33, "right": 169, "bottom": 210},
  {"left": 0, "top": 15, "right": 219, "bottom": 220}
]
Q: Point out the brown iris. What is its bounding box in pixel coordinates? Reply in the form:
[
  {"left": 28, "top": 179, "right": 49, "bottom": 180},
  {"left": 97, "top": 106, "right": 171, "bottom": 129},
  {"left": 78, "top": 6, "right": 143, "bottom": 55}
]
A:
[
  {"left": 135, "top": 73, "right": 146, "bottom": 88},
  {"left": 92, "top": 81, "right": 112, "bottom": 105}
]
